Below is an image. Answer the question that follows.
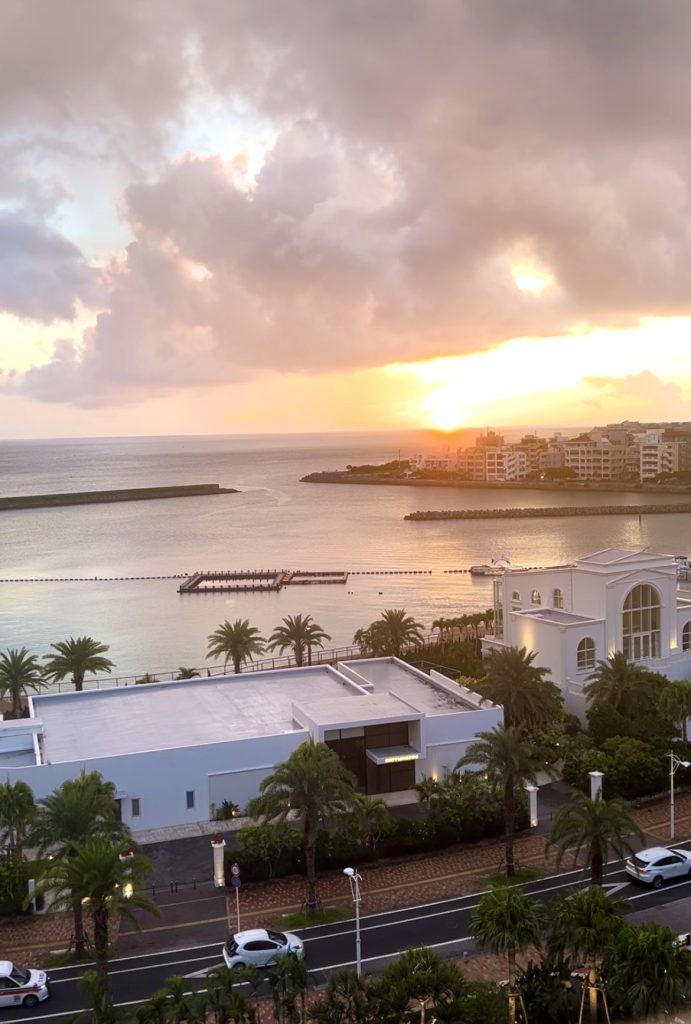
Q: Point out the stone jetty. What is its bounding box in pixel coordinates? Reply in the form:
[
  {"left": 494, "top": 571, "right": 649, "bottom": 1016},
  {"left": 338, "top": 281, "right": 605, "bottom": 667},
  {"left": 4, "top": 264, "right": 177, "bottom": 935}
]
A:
[
  {"left": 405, "top": 503, "right": 691, "bottom": 521},
  {"left": 0, "top": 483, "right": 238, "bottom": 511}
]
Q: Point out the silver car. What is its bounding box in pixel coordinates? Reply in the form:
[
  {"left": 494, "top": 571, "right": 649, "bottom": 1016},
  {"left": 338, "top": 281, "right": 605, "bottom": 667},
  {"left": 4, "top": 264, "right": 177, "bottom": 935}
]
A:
[
  {"left": 222, "top": 928, "right": 304, "bottom": 969},
  {"left": 625, "top": 846, "right": 691, "bottom": 887}
]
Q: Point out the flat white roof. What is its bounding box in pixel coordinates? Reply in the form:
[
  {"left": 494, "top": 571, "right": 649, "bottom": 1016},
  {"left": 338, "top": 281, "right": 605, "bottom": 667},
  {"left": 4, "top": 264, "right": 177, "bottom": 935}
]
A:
[
  {"left": 341, "top": 658, "right": 472, "bottom": 716},
  {"left": 33, "top": 667, "right": 351, "bottom": 763},
  {"left": 30, "top": 658, "right": 472, "bottom": 764}
]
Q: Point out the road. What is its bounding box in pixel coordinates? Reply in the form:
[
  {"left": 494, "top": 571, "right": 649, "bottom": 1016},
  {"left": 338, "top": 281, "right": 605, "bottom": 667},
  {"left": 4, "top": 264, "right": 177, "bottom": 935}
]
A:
[{"left": 6, "top": 862, "right": 691, "bottom": 1023}]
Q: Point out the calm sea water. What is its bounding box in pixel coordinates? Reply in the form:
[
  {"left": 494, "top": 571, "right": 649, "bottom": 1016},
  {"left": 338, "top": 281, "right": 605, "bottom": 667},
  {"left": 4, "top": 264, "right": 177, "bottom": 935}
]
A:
[{"left": 2, "top": 432, "right": 690, "bottom": 679}]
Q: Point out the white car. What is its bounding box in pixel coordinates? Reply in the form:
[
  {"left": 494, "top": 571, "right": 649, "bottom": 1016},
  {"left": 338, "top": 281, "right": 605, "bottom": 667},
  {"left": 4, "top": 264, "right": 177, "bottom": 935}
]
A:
[
  {"left": 625, "top": 846, "right": 691, "bottom": 888},
  {"left": 222, "top": 928, "right": 304, "bottom": 969},
  {"left": 0, "top": 962, "right": 50, "bottom": 1008}
]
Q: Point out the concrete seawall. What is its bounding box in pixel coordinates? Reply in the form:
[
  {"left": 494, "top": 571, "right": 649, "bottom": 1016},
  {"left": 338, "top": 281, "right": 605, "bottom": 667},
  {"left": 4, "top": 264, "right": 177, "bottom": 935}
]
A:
[
  {"left": 405, "top": 504, "right": 691, "bottom": 520},
  {"left": 0, "top": 483, "right": 238, "bottom": 511}
]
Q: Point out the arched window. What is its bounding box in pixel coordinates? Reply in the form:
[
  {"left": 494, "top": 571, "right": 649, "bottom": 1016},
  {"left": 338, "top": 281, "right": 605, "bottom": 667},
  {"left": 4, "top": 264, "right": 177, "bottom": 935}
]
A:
[
  {"left": 622, "top": 583, "right": 661, "bottom": 660},
  {"left": 512, "top": 591, "right": 521, "bottom": 602},
  {"left": 553, "top": 588, "right": 564, "bottom": 609},
  {"left": 683, "top": 621, "right": 691, "bottom": 651},
  {"left": 577, "top": 637, "right": 596, "bottom": 671},
  {"left": 531, "top": 589, "right": 541, "bottom": 605}
]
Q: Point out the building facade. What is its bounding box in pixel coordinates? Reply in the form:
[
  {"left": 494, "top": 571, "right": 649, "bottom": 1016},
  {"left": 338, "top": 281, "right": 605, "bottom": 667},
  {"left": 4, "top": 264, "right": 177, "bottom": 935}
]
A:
[
  {"left": 0, "top": 658, "right": 501, "bottom": 834},
  {"left": 484, "top": 548, "right": 691, "bottom": 720}
]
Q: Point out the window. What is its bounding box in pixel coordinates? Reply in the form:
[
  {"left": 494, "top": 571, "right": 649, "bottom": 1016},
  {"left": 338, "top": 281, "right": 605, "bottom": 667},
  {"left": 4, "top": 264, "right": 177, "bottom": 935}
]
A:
[
  {"left": 186, "top": 790, "right": 195, "bottom": 810},
  {"left": 622, "top": 583, "right": 661, "bottom": 660},
  {"left": 553, "top": 588, "right": 564, "bottom": 609},
  {"left": 577, "top": 637, "right": 596, "bottom": 671},
  {"left": 531, "top": 589, "right": 541, "bottom": 605},
  {"left": 683, "top": 621, "right": 691, "bottom": 651},
  {"left": 131, "top": 798, "right": 141, "bottom": 817},
  {"left": 512, "top": 591, "right": 521, "bottom": 602}
]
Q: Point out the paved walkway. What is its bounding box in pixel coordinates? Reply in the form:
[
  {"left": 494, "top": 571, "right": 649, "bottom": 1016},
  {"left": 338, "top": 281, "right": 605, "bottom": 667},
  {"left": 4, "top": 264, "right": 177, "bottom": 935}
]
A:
[{"left": 4, "top": 788, "right": 691, "bottom": 969}]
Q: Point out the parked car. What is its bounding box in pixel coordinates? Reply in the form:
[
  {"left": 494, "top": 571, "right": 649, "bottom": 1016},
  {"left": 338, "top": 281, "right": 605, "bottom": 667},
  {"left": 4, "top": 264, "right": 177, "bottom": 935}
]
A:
[
  {"left": 222, "top": 928, "right": 304, "bottom": 969},
  {"left": 625, "top": 846, "right": 691, "bottom": 887},
  {"left": 0, "top": 962, "right": 50, "bottom": 1008}
]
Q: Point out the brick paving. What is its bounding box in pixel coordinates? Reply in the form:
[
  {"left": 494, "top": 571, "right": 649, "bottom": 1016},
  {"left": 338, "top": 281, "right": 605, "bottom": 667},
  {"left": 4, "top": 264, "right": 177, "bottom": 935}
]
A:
[{"left": 3, "top": 790, "right": 690, "bottom": 972}]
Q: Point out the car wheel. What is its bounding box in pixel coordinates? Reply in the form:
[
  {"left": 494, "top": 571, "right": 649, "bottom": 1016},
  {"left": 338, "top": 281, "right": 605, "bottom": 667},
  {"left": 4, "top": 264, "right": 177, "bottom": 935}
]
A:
[
  {"left": 22, "top": 995, "right": 39, "bottom": 1008},
  {"left": 231, "top": 961, "right": 246, "bottom": 969},
  {"left": 652, "top": 874, "right": 663, "bottom": 889}
]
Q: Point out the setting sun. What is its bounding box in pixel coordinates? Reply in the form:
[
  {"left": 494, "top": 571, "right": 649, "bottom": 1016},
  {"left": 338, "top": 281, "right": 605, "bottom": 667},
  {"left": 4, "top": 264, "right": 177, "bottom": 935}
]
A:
[{"left": 420, "top": 382, "right": 471, "bottom": 431}]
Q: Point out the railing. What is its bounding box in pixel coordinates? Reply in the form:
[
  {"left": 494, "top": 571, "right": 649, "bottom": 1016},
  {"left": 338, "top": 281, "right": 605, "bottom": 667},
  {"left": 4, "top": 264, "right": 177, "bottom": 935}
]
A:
[{"left": 42, "top": 633, "right": 451, "bottom": 692}]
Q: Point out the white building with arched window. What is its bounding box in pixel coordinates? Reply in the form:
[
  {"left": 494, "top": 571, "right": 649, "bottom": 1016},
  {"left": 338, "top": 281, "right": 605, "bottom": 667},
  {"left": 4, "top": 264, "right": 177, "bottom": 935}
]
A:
[{"left": 483, "top": 548, "right": 691, "bottom": 720}]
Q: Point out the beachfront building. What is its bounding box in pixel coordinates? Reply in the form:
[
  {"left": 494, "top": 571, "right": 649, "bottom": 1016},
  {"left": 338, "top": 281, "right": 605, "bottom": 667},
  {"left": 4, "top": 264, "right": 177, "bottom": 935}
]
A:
[
  {"left": 0, "top": 659, "right": 501, "bottom": 833},
  {"left": 484, "top": 547, "right": 691, "bottom": 720}
]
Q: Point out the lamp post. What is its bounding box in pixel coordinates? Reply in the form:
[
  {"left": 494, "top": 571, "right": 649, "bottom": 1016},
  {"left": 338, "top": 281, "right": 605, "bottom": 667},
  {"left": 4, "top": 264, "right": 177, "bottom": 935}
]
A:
[
  {"left": 670, "top": 753, "right": 691, "bottom": 839},
  {"left": 343, "top": 866, "right": 362, "bottom": 976}
]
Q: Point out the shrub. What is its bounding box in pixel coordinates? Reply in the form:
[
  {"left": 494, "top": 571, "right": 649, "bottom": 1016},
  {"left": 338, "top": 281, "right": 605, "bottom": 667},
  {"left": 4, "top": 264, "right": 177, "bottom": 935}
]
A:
[{"left": 0, "top": 855, "right": 30, "bottom": 915}]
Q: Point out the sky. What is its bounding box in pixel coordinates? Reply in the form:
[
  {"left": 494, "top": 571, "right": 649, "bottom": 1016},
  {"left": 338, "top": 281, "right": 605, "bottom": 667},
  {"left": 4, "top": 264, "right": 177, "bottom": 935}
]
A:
[{"left": 2, "top": 0, "right": 691, "bottom": 439}]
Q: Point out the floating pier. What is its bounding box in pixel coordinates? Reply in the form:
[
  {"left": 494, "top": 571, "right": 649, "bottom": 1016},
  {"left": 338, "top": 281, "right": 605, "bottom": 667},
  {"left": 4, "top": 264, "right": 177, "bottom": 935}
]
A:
[{"left": 178, "top": 569, "right": 349, "bottom": 594}]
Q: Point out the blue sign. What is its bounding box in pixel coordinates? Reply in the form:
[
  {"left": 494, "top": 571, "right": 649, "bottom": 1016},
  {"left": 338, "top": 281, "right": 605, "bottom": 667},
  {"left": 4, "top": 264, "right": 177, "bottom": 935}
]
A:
[{"left": 231, "top": 876, "right": 241, "bottom": 888}]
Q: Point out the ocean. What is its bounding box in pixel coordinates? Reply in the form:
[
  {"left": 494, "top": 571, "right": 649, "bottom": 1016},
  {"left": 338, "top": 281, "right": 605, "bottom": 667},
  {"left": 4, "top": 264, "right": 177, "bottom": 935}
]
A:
[{"left": 2, "top": 431, "right": 690, "bottom": 681}]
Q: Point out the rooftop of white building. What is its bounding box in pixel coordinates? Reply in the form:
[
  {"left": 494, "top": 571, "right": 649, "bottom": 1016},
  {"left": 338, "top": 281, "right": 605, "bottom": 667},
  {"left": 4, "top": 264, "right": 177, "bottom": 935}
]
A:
[{"left": 29, "top": 658, "right": 479, "bottom": 765}]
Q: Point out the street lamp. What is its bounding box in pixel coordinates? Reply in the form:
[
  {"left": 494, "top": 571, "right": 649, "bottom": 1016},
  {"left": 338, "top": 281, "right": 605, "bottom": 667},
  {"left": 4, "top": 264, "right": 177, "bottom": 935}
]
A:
[
  {"left": 670, "top": 753, "right": 691, "bottom": 839},
  {"left": 344, "top": 866, "right": 362, "bottom": 976}
]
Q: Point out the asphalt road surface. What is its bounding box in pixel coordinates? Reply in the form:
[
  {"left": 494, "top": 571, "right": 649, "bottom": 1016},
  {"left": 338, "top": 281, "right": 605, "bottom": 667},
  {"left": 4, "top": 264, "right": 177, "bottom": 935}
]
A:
[{"left": 7, "top": 861, "right": 691, "bottom": 1023}]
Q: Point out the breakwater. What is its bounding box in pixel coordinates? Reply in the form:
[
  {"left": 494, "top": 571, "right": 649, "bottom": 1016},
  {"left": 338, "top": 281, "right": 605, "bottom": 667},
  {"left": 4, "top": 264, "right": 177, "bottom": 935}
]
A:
[
  {"left": 405, "top": 503, "right": 691, "bottom": 521},
  {"left": 0, "top": 483, "right": 238, "bottom": 511}
]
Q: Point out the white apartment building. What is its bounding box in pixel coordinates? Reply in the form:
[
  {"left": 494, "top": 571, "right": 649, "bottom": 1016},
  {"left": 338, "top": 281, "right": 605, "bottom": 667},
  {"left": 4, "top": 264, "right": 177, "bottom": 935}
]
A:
[
  {"left": 0, "top": 659, "right": 501, "bottom": 833},
  {"left": 414, "top": 451, "right": 458, "bottom": 472},
  {"left": 485, "top": 447, "right": 529, "bottom": 481},
  {"left": 561, "top": 438, "right": 627, "bottom": 480},
  {"left": 484, "top": 548, "right": 691, "bottom": 721},
  {"left": 635, "top": 430, "right": 674, "bottom": 480}
]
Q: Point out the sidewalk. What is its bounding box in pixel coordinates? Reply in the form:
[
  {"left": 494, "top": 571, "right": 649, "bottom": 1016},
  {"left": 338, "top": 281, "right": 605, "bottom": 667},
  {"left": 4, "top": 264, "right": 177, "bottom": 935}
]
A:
[{"left": 4, "top": 788, "right": 690, "bottom": 968}]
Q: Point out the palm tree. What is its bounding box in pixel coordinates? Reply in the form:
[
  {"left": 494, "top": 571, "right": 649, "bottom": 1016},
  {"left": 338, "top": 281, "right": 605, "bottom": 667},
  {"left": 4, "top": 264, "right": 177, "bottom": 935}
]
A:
[
  {"left": 369, "top": 948, "right": 466, "bottom": 1024},
  {"left": 267, "top": 614, "right": 331, "bottom": 667},
  {"left": 584, "top": 651, "right": 647, "bottom": 715},
  {"left": 603, "top": 920, "right": 691, "bottom": 1020},
  {"left": 44, "top": 636, "right": 114, "bottom": 692},
  {"left": 549, "top": 885, "right": 627, "bottom": 1024},
  {"left": 247, "top": 740, "right": 358, "bottom": 915},
  {"left": 308, "top": 968, "right": 369, "bottom": 1024},
  {"left": 456, "top": 725, "right": 545, "bottom": 877},
  {"left": 376, "top": 608, "right": 425, "bottom": 657},
  {"left": 30, "top": 770, "right": 130, "bottom": 954},
  {"left": 32, "top": 838, "right": 157, "bottom": 981},
  {"left": 547, "top": 791, "right": 643, "bottom": 885},
  {"left": 0, "top": 780, "right": 35, "bottom": 856},
  {"left": 470, "top": 886, "right": 544, "bottom": 1024},
  {"left": 175, "top": 667, "right": 200, "bottom": 679},
  {"left": 206, "top": 619, "right": 266, "bottom": 674},
  {"left": 0, "top": 647, "right": 46, "bottom": 716},
  {"left": 475, "top": 645, "right": 561, "bottom": 728},
  {"left": 661, "top": 679, "right": 691, "bottom": 741}
]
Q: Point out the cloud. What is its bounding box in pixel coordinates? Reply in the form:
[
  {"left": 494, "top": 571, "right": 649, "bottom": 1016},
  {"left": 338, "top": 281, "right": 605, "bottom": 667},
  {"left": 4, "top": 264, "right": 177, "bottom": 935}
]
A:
[
  {"left": 4, "top": 1, "right": 691, "bottom": 405},
  {"left": 583, "top": 370, "right": 690, "bottom": 417}
]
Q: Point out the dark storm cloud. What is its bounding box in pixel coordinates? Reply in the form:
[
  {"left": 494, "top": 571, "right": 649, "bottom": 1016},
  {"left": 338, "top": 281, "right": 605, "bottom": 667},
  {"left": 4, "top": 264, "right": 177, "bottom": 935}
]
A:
[{"left": 4, "top": 0, "right": 691, "bottom": 404}]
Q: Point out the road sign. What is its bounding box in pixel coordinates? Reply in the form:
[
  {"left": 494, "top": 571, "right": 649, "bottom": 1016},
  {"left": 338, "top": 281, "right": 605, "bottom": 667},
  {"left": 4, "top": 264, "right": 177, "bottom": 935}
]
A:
[
  {"left": 231, "top": 876, "right": 241, "bottom": 888},
  {"left": 231, "top": 863, "right": 241, "bottom": 877}
]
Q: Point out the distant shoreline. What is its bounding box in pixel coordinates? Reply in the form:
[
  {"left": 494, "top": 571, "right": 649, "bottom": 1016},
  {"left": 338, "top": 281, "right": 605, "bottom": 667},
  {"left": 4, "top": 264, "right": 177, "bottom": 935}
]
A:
[
  {"left": 0, "top": 483, "right": 238, "bottom": 511},
  {"left": 300, "top": 471, "right": 691, "bottom": 496}
]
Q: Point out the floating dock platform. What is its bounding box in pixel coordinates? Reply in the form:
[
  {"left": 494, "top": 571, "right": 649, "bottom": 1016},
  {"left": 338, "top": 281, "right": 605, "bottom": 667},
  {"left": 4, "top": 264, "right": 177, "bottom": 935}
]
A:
[{"left": 178, "top": 569, "right": 349, "bottom": 594}]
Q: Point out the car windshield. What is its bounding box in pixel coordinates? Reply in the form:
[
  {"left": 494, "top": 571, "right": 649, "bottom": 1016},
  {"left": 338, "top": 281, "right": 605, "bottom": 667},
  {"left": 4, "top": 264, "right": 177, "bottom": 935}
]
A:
[
  {"left": 226, "top": 939, "right": 238, "bottom": 954},
  {"left": 9, "top": 966, "right": 31, "bottom": 985},
  {"left": 631, "top": 855, "right": 651, "bottom": 868},
  {"left": 267, "top": 931, "right": 287, "bottom": 944}
]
